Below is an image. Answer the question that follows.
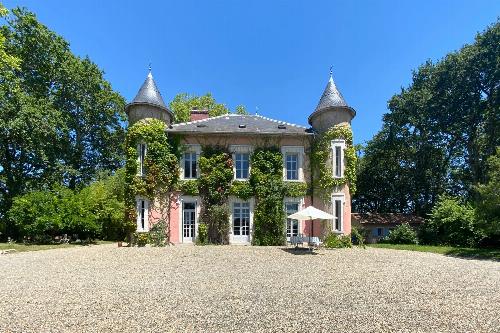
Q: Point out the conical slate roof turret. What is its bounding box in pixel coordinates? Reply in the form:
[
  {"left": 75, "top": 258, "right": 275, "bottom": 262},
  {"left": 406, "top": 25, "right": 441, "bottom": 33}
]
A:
[
  {"left": 125, "top": 69, "right": 173, "bottom": 125},
  {"left": 308, "top": 69, "right": 356, "bottom": 131},
  {"left": 128, "top": 70, "right": 169, "bottom": 110},
  {"left": 315, "top": 72, "right": 348, "bottom": 112}
]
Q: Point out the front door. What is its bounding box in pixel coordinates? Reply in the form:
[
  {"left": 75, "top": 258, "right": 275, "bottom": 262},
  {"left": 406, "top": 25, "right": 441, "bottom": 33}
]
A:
[
  {"left": 285, "top": 202, "right": 300, "bottom": 241},
  {"left": 182, "top": 202, "right": 196, "bottom": 243},
  {"left": 232, "top": 202, "right": 250, "bottom": 243}
]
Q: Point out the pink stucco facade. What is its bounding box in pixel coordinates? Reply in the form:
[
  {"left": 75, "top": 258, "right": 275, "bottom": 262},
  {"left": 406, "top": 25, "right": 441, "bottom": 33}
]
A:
[{"left": 129, "top": 70, "right": 356, "bottom": 245}]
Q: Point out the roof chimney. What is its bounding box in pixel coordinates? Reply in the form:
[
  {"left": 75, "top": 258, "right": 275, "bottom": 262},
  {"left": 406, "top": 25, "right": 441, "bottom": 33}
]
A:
[{"left": 190, "top": 108, "right": 209, "bottom": 122}]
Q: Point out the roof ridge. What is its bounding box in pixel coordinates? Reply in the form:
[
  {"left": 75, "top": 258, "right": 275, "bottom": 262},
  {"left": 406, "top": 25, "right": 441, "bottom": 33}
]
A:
[
  {"left": 171, "top": 113, "right": 234, "bottom": 127},
  {"left": 254, "top": 114, "right": 307, "bottom": 129}
]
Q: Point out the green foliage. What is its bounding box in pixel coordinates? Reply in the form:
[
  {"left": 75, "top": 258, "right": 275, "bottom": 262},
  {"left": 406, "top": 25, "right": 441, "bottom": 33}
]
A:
[
  {"left": 201, "top": 204, "right": 230, "bottom": 245},
  {"left": 230, "top": 180, "right": 254, "bottom": 200},
  {"left": 420, "top": 196, "right": 483, "bottom": 247},
  {"left": 235, "top": 105, "right": 248, "bottom": 115},
  {"left": 132, "top": 232, "right": 148, "bottom": 247},
  {"left": 251, "top": 148, "right": 286, "bottom": 246},
  {"left": 324, "top": 233, "right": 352, "bottom": 248},
  {"left": 475, "top": 148, "right": 500, "bottom": 245},
  {"left": 177, "top": 180, "right": 199, "bottom": 195},
  {"left": 169, "top": 93, "right": 229, "bottom": 122},
  {"left": 312, "top": 124, "right": 357, "bottom": 198},
  {"left": 354, "top": 20, "right": 500, "bottom": 216},
  {"left": 0, "top": 8, "right": 125, "bottom": 238},
  {"left": 8, "top": 191, "right": 62, "bottom": 242},
  {"left": 196, "top": 223, "right": 208, "bottom": 245},
  {"left": 284, "top": 181, "right": 308, "bottom": 198},
  {"left": 198, "top": 148, "right": 234, "bottom": 205},
  {"left": 351, "top": 226, "right": 367, "bottom": 247},
  {"left": 198, "top": 147, "right": 233, "bottom": 244},
  {"left": 380, "top": 223, "right": 418, "bottom": 245},
  {"left": 7, "top": 171, "right": 127, "bottom": 242},
  {"left": 148, "top": 220, "right": 167, "bottom": 247},
  {"left": 124, "top": 119, "right": 179, "bottom": 242}
]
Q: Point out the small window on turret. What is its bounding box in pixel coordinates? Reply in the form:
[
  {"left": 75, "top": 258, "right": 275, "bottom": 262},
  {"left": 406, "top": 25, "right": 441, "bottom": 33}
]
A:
[
  {"left": 331, "top": 140, "right": 345, "bottom": 178},
  {"left": 138, "top": 143, "right": 147, "bottom": 176}
]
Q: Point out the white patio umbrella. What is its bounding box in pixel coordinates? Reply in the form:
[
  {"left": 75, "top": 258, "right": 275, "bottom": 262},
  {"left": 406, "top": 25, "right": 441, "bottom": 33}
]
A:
[
  {"left": 287, "top": 206, "right": 334, "bottom": 240},
  {"left": 287, "top": 206, "right": 334, "bottom": 221}
]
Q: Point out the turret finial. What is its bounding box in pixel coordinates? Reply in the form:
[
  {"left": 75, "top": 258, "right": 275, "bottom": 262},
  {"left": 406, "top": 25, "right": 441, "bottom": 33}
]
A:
[{"left": 329, "top": 65, "right": 333, "bottom": 77}]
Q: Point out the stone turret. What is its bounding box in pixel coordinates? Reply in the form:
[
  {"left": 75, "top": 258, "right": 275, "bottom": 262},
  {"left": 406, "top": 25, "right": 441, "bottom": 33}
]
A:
[
  {"left": 308, "top": 71, "right": 355, "bottom": 133},
  {"left": 125, "top": 69, "right": 173, "bottom": 126}
]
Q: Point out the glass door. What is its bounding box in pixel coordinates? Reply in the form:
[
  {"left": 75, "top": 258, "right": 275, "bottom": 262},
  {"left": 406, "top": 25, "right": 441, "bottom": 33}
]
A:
[{"left": 182, "top": 202, "right": 196, "bottom": 242}]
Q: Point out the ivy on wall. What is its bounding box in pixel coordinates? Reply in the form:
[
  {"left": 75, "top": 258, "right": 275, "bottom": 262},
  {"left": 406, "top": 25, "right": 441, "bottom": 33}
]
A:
[
  {"left": 250, "top": 148, "right": 287, "bottom": 246},
  {"left": 312, "top": 124, "right": 357, "bottom": 198},
  {"left": 124, "top": 119, "right": 180, "bottom": 244},
  {"left": 284, "top": 181, "right": 308, "bottom": 198},
  {"left": 198, "top": 146, "right": 233, "bottom": 244}
]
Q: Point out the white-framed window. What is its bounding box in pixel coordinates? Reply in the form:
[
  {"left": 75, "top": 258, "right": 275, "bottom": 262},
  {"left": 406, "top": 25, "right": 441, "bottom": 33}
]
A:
[
  {"left": 136, "top": 198, "right": 149, "bottom": 232},
  {"left": 180, "top": 145, "right": 201, "bottom": 180},
  {"left": 281, "top": 146, "right": 304, "bottom": 181},
  {"left": 235, "top": 153, "right": 250, "bottom": 179},
  {"left": 332, "top": 193, "right": 345, "bottom": 232},
  {"left": 137, "top": 143, "right": 147, "bottom": 176},
  {"left": 286, "top": 154, "right": 298, "bottom": 180},
  {"left": 331, "top": 140, "right": 345, "bottom": 178},
  {"left": 230, "top": 145, "right": 252, "bottom": 180}
]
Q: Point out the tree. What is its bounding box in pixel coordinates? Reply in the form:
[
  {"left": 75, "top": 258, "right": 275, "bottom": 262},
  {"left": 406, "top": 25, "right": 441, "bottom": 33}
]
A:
[
  {"left": 475, "top": 148, "right": 500, "bottom": 245},
  {"left": 169, "top": 93, "right": 229, "bottom": 122},
  {"left": 0, "top": 8, "right": 126, "bottom": 238},
  {"left": 354, "top": 20, "right": 499, "bottom": 216},
  {"left": 235, "top": 104, "right": 248, "bottom": 115}
]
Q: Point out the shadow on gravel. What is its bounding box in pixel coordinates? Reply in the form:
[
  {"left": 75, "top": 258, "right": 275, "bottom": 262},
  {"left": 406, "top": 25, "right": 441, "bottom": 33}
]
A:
[{"left": 281, "top": 247, "right": 319, "bottom": 255}]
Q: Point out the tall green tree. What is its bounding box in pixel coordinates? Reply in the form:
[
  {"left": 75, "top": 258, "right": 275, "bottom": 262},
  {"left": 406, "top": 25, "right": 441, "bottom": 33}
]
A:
[
  {"left": 169, "top": 93, "right": 229, "bottom": 122},
  {"left": 354, "top": 20, "right": 499, "bottom": 215},
  {"left": 0, "top": 8, "right": 125, "bottom": 237}
]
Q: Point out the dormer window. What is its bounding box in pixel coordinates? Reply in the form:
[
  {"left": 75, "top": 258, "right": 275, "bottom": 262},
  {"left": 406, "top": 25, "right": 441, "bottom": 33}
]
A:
[
  {"left": 138, "top": 143, "right": 147, "bottom": 176},
  {"left": 331, "top": 140, "right": 345, "bottom": 178}
]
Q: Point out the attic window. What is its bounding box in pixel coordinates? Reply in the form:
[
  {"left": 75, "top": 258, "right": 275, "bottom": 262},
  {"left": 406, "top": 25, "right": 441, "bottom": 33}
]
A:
[
  {"left": 239, "top": 124, "right": 246, "bottom": 128},
  {"left": 278, "top": 124, "right": 286, "bottom": 129},
  {"left": 196, "top": 124, "right": 207, "bottom": 128}
]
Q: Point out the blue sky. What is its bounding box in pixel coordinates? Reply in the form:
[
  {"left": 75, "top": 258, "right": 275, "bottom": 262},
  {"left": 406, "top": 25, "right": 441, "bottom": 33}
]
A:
[{"left": 3, "top": 0, "right": 500, "bottom": 144}]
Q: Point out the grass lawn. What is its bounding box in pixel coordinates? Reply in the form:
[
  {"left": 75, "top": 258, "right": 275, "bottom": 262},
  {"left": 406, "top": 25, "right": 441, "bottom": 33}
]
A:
[
  {"left": 0, "top": 240, "right": 113, "bottom": 253},
  {"left": 369, "top": 243, "right": 500, "bottom": 260}
]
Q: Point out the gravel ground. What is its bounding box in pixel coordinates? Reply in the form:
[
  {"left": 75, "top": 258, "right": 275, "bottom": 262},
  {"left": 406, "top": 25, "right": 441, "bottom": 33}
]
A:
[{"left": 0, "top": 245, "right": 499, "bottom": 333}]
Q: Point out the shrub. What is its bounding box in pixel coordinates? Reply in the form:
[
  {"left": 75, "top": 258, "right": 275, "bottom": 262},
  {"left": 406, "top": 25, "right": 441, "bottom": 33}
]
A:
[
  {"left": 351, "top": 226, "right": 368, "bottom": 247},
  {"left": 149, "top": 220, "right": 167, "bottom": 246},
  {"left": 196, "top": 223, "right": 208, "bottom": 245},
  {"left": 420, "top": 196, "right": 483, "bottom": 247},
  {"left": 324, "top": 233, "right": 352, "bottom": 248},
  {"left": 134, "top": 232, "right": 149, "bottom": 247},
  {"left": 8, "top": 191, "right": 62, "bottom": 243},
  {"left": 201, "top": 204, "right": 230, "bottom": 244},
  {"left": 380, "top": 223, "right": 417, "bottom": 244}
]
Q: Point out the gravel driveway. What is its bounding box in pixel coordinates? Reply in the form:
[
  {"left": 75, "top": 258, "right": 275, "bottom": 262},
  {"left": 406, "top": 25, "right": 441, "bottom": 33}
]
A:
[{"left": 0, "top": 244, "right": 499, "bottom": 332}]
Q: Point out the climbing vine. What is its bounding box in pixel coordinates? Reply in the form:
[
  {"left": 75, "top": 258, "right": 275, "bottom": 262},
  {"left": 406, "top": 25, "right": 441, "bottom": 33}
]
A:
[
  {"left": 198, "top": 146, "right": 233, "bottom": 244},
  {"left": 284, "top": 181, "right": 308, "bottom": 198},
  {"left": 312, "top": 124, "right": 357, "bottom": 198},
  {"left": 124, "top": 119, "right": 180, "bottom": 245},
  {"left": 229, "top": 180, "right": 254, "bottom": 200},
  {"left": 250, "top": 148, "right": 286, "bottom": 246}
]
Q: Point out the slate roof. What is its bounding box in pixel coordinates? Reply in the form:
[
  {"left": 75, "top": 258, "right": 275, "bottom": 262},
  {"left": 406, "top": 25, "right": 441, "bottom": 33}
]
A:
[
  {"left": 315, "top": 74, "right": 348, "bottom": 112},
  {"left": 351, "top": 213, "right": 425, "bottom": 225},
  {"left": 126, "top": 71, "right": 172, "bottom": 115},
  {"left": 167, "top": 114, "right": 312, "bottom": 136}
]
